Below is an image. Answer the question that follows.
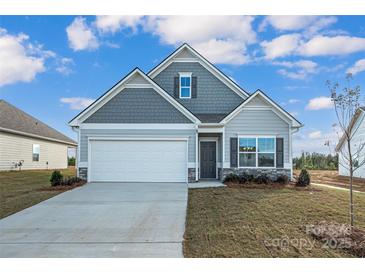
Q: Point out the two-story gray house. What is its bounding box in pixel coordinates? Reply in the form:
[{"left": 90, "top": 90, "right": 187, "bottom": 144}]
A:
[{"left": 69, "top": 44, "right": 302, "bottom": 183}]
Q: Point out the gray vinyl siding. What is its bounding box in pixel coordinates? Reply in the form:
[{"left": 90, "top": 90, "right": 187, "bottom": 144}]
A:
[
  {"left": 79, "top": 128, "right": 196, "bottom": 163},
  {"left": 152, "top": 62, "right": 244, "bottom": 114},
  {"left": 224, "top": 109, "right": 290, "bottom": 164},
  {"left": 84, "top": 88, "right": 192, "bottom": 124}
]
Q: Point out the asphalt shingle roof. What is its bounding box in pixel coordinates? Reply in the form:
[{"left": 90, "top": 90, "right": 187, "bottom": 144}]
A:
[
  {"left": 194, "top": 113, "right": 228, "bottom": 123},
  {"left": 0, "top": 100, "right": 76, "bottom": 145}
]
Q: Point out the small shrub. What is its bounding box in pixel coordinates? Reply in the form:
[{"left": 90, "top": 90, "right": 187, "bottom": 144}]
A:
[
  {"left": 223, "top": 173, "right": 240, "bottom": 184},
  {"left": 239, "top": 173, "right": 254, "bottom": 183},
  {"left": 296, "top": 169, "right": 310, "bottom": 187},
  {"left": 50, "top": 170, "right": 63, "bottom": 186},
  {"left": 255, "top": 174, "right": 270, "bottom": 184},
  {"left": 276, "top": 174, "right": 289, "bottom": 184}
]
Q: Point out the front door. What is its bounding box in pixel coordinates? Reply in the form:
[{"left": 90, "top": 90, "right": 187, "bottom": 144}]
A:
[{"left": 200, "top": 141, "right": 217, "bottom": 179}]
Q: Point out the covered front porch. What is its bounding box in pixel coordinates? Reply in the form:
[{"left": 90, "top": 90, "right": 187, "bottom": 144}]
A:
[{"left": 196, "top": 124, "right": 224, "bottom": 182}]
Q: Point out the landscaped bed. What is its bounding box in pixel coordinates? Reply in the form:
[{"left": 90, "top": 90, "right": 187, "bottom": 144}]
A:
[
  {"left": 183, "top": 185, "right": 365, "bottom": 257},
  {"left": 0, "top": 168, "right": 82, "bottom": 219}
]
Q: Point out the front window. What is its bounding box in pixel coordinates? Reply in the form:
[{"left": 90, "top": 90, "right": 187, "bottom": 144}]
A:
[
  {"left": 238, "top": 137, "right": 275, "bottom": 167},
  {"left": 179, "top": 73, "right": 191, "bottom": 98},
  {"left": 32, "top": 144, "right": 40, "bottom": 161}
]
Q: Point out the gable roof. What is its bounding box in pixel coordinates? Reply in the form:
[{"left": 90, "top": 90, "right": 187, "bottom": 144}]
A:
[
  {"left": 220, "top": 89, "right": 303, "bottom": 127},
  {"left": 68, "top": 68, "right": 201, "bottom": 126},
  {"left": 147, "top": 43, "right": 249, "bottom": 99},
  {"left": 335, "top": 107, "right": 365, "bottom": 152},
  {"left": 0, "top": 100, "right": 77, "bottom": 146}
]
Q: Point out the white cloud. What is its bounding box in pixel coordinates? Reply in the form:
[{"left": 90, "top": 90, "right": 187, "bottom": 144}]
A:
[
  {"left": 95, "top": 16, "right": 143, "bottom": 34},
  {"left": 143, "top": 16, "right": 256, "bottom": 64},
  {"left": 262, "top": 33, "right": 365, "bottom": 60},
  {"left": 274, "top": 59, "right": 318, "bottom": 79},
  {"left": 261, "top": 16, "right": 318, "bottom": 31},
  {"left": 60, "top": 97, "right": 95, "bottom": 110},
  {"left": 309, "top": 130, "right": 322, "bottom": 139},
  {"left": 55, "top": 57, "right": 74, "bottom": 75},
  {"left": 261, "top": 34, "right": 301, "bottom": 59},
  {"left": 298, "top": 35, "right": 365, "bottom": 56},
  {"left": 346, "top": 59, "right": 365, "bottom": 75},
  {"left": 306, "top": 96, "right": 333, "bottom": 110},
  {"left": 0, "top": 28, "right": 48, "bottom": 86},
  {"left": 259, "top": 16, "right": 337, "bottom": 37},
  {"left": 66, "top": 17, "right": 99, "bottom": 51},
  {"left": 289, "top": 99, "right": 300, "bottom": 104}
]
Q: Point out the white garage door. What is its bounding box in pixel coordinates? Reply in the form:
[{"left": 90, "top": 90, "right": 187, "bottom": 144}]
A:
[{"left": 89, "top": 139, "right": 187, "bottom": 183}]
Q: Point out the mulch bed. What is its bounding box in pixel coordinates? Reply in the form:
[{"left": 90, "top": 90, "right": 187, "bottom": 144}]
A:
[
  {"left": 38, "top": 181, "right": 86, "bottom": 191},
  {"left": 306, "top": 221, "right": 365, "bottom": 257}
]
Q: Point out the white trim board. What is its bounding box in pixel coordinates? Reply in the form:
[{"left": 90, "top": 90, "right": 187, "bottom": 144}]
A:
[
  {"left": 80, "top": 123, "right": 196, "bottom": 130},
  {"left": 69, "top": 68, "right": 201, "bottom": 126},
  {"left": 148, "top": 44, "right": 249, "bottom": 99}
]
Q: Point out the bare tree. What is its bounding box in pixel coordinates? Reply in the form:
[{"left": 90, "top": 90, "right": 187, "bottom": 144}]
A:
[{"left": 328, "top": 74, "right": 363, "bottom": 228}]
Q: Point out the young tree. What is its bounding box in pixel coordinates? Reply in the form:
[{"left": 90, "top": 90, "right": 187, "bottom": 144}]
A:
[{"left": 328, "top": 74, "right": 363, "bottom": 228}]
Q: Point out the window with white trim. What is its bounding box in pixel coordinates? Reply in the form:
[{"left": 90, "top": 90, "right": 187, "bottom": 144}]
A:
[
  {"left": 32, "top": 144, "right": 40, "bottom": 161},
  {"left": 238, "top": 137, "right": 275, "bottom": 167},
  {"left": 179, "top": 73, "right": 191, "bottom": 98}
]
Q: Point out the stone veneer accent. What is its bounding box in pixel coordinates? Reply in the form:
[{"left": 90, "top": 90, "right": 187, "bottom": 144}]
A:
[
  {"left": 188, "top": 168, "right": 196, "bottom": 183},
  {"left": 221, "top": 168, "right": 291, "bottom": 182},
  {"left": 78, "top": 167, "right": 88, "bottom": 180}
]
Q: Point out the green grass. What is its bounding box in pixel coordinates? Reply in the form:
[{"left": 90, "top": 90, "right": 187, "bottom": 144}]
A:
[
  {"left": 183, "top": 185, "right": 365, "bottom": 258},
  {"left": 0, "top": 168, "right": 76, "bottom": 219}
]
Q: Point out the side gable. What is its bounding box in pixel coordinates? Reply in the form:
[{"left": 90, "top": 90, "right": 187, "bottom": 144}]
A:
[
  {"left": 69, "top": 68, "right": 200, "bottom": 126},
  {"left": 221, "top": 90, "right": 302, "bottom": 128}
]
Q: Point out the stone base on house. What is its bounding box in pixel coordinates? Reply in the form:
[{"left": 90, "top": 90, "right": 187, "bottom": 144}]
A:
[
  {"left": 188, "top": 168, "right": 196, "bottom": 183},
  {"left": 78, "top": 167, "right": 88, "bottom": 180},
  {"left": 221, "top": 168, "right": 291, "bottom": 182}
]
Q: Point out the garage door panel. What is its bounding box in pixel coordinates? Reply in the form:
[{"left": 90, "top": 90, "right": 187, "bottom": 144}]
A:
[{"left": 89, "top": 140, "right": 187, "bottom": 182}]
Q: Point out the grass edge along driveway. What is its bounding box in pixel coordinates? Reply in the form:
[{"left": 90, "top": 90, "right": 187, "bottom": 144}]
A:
[
  {"left": 0, "top": 168, "right": 76, "bottom": 219},
  {"left": 183, "top": 185, "right": 365, "bottom": 258}
]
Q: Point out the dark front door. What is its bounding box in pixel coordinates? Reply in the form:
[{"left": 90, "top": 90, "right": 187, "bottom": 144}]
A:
[{"left": 200, "top": 141, "right": 217, "bottom": 179}]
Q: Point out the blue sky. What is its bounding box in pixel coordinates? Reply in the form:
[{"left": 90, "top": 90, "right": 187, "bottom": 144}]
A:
[{"left": 1, "top": 15, "right": 365, "bottom": 156}]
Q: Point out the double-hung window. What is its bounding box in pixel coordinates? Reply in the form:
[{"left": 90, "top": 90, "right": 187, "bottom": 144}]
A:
[
  {"left": 238, "top": 137, "right": 275, "bottom": 168},
  {"left": 179, "top": 73, "right": 192, "bottom": 98},
  {"left": 32, "top": 144, "right": 40, "bottom": 161}
]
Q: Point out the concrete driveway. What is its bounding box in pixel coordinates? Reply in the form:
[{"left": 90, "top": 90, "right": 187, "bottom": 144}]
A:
[{"left": 0, "top": 182, "right": 187, "bottom": 257}]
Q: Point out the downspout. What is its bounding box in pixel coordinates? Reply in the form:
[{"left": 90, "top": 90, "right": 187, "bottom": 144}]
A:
[
  {"left": 290, "top": 126, "right": 301, "bottom": 180},
  {"left": 71, "top": 126, "right": 80, "bottom": 177},
  {"left": 195, "top": 124, "right": 199, "bottom": 182}
]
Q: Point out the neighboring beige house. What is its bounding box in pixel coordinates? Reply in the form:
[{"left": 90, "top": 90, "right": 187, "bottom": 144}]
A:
[{"left": 0, "top": 100, "right": 77, "bottom": 171}]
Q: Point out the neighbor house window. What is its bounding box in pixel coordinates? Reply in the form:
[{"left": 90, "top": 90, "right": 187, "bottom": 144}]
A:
[
  {"left": 32, "top": 144, "right": 40, "bottom": 161},
  {"left": 179, "top": 73, "right": 192, "bottom": 98},
  {"left": 238, "top": 137, "right": 275, "bottom": 168}
]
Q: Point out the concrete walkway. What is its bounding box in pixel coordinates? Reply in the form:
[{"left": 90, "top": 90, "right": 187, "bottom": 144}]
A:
[
  {"left": 0, "top": 182, "right": 187, "bottom": 258},
  {"left": 312, "top": 183, "right": 365, "bottom": 194},
  {"left": 188, "top": 181, "right": 226, "bottom": 189}
]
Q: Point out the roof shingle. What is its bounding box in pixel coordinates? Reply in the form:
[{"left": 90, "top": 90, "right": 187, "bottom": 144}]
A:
[{"left": 0, "top": 100, "right": 76, "bottom": 145}]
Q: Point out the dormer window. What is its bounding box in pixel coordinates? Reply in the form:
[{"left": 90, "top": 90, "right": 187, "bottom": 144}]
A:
[{"left": 179, "top": 72, "right": 192, "bottom": 99}]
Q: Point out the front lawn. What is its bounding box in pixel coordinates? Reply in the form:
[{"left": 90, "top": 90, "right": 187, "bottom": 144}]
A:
[
  {"left": 184, "top": 186, "right": 365, "bottom": 257},
  {"left": 0, "top": 168, "right": 76, "bottom": 219}
]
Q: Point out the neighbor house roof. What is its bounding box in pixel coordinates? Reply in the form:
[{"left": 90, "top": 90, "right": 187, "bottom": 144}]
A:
[
  {"left": 0, "top": 100, "right": 77, "bottom": 146},
  {"left": 335, "top": 107, "right": 365, "bottom": 152}
]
